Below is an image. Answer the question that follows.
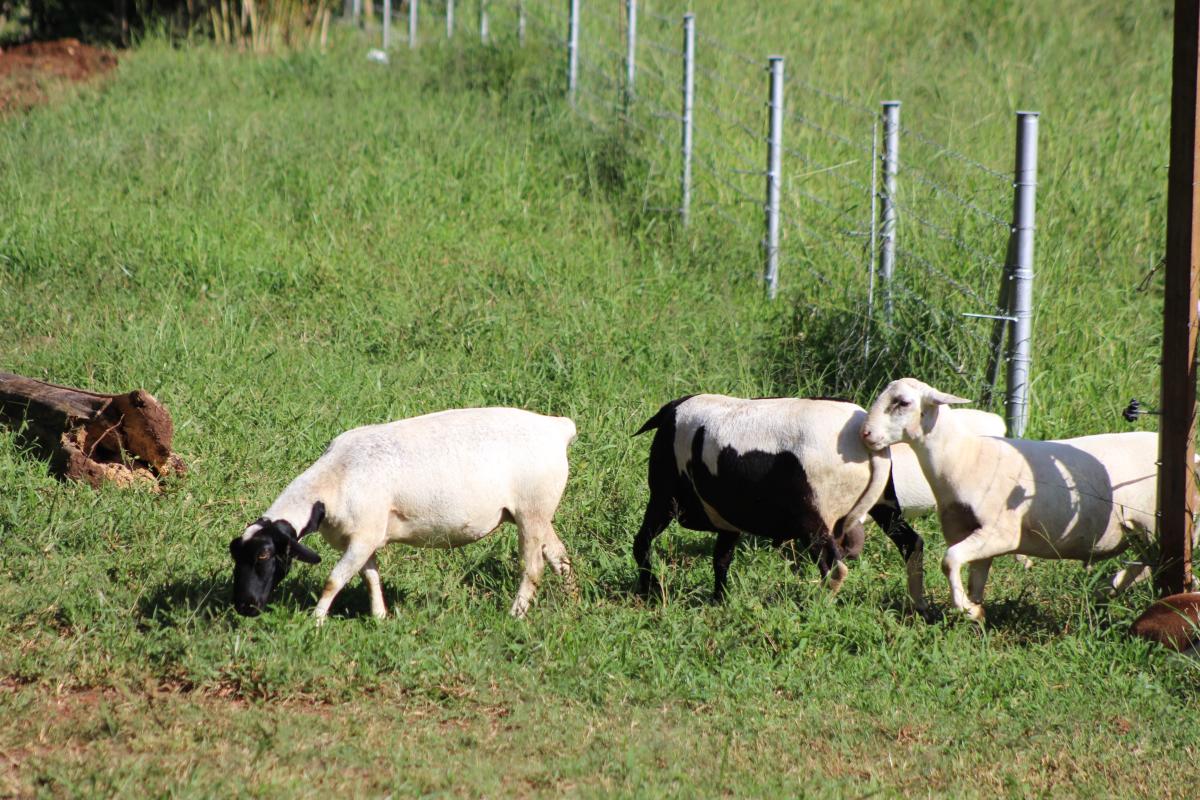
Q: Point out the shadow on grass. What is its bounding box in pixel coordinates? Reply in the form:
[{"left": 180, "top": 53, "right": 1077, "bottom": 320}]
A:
[{"left": 136, "top": 568, "right": 401, "bottom": 625}]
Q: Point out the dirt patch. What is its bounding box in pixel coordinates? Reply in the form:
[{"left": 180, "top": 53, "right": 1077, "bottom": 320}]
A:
[{"left": 0, "top": 38, "right": 118, "bottom": 113}]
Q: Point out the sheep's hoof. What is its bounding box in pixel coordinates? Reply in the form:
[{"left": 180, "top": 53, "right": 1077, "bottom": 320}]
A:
[
  {"left": 371, "top": 609, "right": 388, "bottom": 621},
  {"left": 1014, "top": 554, "right": 1034, "bottom": 570},
  {"left": 824, "top": 561, "right": 849, "bottom": 595},
  {"left": 313, "top": 611, "right": 328, "bottom": 627},
  {"left": 509, "top": 597, "right": 531, "bottom": 620},
  {"left": 963, "top": 604, "right": 986, "bottom": 624}
]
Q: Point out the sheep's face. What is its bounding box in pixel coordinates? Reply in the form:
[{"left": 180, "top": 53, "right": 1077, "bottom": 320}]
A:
[
  {"left": 229, "top": 519, "right": 321, "bottom": 616},
  {"left": 862, "top": 378, "right": 970, "bottom": 450}
]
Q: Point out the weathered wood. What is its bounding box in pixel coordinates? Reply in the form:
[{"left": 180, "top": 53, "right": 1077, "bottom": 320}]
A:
[
  {"left": 0, "top": 371, "right": 186, "bottom": 488},
  {"left": 1157, "top": 0, "right": 1200, "bottom": 595}
]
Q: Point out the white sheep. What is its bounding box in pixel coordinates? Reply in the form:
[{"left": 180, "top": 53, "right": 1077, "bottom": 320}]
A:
[
  {"left": 229, "top": 407, "right": 576, "bottom": 621},
  {"left": 861, "top": 377, "right": 1161, "bottom": 621}
]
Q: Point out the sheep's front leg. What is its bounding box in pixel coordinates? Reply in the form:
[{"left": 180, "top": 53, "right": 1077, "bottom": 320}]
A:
[
  {"left": 942, "top": 532, "right": 1011, "bottom": 623},
  {"left": 967, "top": 558, "right": 993, "bottom": 606},
  {"left": 314, "top": 542, "right": 376, "bottom": 624},
  {"left": 511, "top": 519, "right": 548, "bottom": 619},
  {"left": 361, "top": 554, "right": 387, "bottom": 619}
]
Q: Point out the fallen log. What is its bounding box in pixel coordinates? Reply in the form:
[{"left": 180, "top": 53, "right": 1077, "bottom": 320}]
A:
[{"left": 0, "top": 370, "right": 186, "bottom": 488}]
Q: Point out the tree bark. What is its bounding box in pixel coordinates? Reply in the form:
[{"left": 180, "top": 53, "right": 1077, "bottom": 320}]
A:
[{"left": 0, "top": 371, "right": 186, "bottom": 489}]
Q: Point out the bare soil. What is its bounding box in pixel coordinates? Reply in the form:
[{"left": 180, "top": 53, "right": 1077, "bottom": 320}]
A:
[{"left": 0, "top": 38, "right": 117, "bottom": 113}]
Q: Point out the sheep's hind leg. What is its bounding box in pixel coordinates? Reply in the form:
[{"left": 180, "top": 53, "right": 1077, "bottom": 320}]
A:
[
  {"left": 633, "top": 495, "right": 673, "bottom": 597},
  {"left": 542, "top": 526, "right": 577, "bottom": 597},
  {"left": 511, "top": 518, "right": 549, "bottom": 619},
  {"left": 361, "top": 554, "right": 387, "bottom": 619}
]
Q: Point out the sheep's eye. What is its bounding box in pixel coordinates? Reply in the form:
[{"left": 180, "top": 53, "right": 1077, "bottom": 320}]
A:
[
  {"left": 257, "top": 551, "right": 272, "bottom": 561},
  {"left": 893, "top": 398, "right": 911, "bottom": 409}
]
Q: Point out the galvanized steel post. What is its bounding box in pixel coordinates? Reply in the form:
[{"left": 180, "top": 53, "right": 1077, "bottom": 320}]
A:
[
  {"left": 1006, "top": 111, "right": 1038, "bottom": 437},
  {"left": 409, "top": 0, "right": 418, "bottom": 46},
  {"left": 567, "top": 0, "right": 579, "bottom": 106},
  {"left": 518, "top": 0, "right": 525, "bottom": 45},
  {"left": 764, "top": 56, "right": 784, "bottom": 299},
  {"left": 446, "top": 0, "right": 454, "bottom": 37},
  {"left": 353, "top": 0, "right": 362, "bottom": 24},
  {"left": 480, "top": 0, "right": 489, "bottom": 43},
  {"left": 879, "top": 100, "right": 900, "bottom": 321},
  {"left": 680, "top": 13, "right": 695, "bottom": 227},
  {"left": 382, "top": 0, "right": 392, "bottom": 48},
  {"left": 624, "top": 0, "right": 637, "bottom": 113}
]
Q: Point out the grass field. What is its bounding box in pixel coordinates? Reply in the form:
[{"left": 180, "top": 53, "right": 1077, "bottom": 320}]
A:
[{"left": 2, "top": 2, "right": 1198, "bottom": 796}]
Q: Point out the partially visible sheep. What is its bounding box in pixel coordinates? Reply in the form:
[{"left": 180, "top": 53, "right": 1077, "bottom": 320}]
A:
[
  {"left": 631, "top": 394, "right": 1005, "bottom": 607},
  {"left": 229, "top": 408, "right": 576, "bottom": 621},
  {"left": 861, "top": 377, "right": 1161, "bottom": 621}
]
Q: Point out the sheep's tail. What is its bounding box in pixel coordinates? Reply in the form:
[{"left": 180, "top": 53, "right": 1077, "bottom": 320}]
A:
[
  {"left": 632, "top": 395, "right": 695, "bottom": 437},
  {"left": 844, "top": 447, "right": 892, "bottom": 526}
]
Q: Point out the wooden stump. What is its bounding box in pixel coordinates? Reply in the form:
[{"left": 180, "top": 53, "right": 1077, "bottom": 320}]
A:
[
  {"left": 0, "top": 371, "right": 186, "bottom": 488},
  {"left": 1130, "top": 592, "right": 1200, "bottom": 655}
]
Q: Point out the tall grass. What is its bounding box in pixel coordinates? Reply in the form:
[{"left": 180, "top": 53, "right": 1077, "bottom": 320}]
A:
[{"left": 0, "top": 7, "right": 1197, "bottom": 796}]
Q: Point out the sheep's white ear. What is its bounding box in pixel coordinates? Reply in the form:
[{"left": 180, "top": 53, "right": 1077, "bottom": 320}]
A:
[{"left": 927, "top": 389, "right": 971, "bottom": 406}]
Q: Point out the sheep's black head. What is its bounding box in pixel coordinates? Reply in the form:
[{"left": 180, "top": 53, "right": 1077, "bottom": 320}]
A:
[{"left": 229, "top": 503, "right": 324, "bottom": 617}]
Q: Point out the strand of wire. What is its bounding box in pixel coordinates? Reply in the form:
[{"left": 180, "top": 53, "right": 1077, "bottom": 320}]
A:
[
  {"left": 642, "top": 7, "right": 682, "bottom": 27},
  {"left": 694, "top": 61, "right": 759, "bottom": 101},
  {"left": 783, "top": 145, "right": 873, "bottom": 196},
  {"left": 904, "top": 166, "right": 1009, "bottom": 227},
  {"left": 901, "top": 124, "right": 1009, "bottom": 182},
  {"left": 694, "top": 29, "right": 760, "bottom": 69},
  {"left": 792, "top": 112, "right": 873, "bottom": 157},
  {"left": 891, "top": 279, "right": 997, "bottom": 351},
  {"left": 788, "top": 218, "right": 866, "bottom": 278},
  {"left": 789, "top": 76, "right": 875, "bottom": 120},
  {"left": 641, "top": 37, "right": 683, "bottom": 58},
  {"left": 693, "top": 96, "right": 764, "bottom": 144},
  {"left": 784, "top": 183, "right": 865, "bottom": 233},
  {"left": 691, "top": 201, "right": 761, "bottom": 241},
  {"left": 889, "top": 196, "right": 1005, "bottom": 269},
  {"left": 692, "top": 151, "right": 763, "bottom": 206},
  {"left": 894, "top": 245, "right": 996, "bottom": 313},
  {"left": 691, "top": 120, "right": 763, "bottom": 175}
]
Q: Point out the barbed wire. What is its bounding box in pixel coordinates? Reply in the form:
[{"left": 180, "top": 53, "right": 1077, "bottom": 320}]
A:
[
  {"left": 901, "top": 124, "right": 1010, "bottom": 183},
  {"left": 904, "top": 165, "right": 1009, "bottom": 227},
  {"left": 791, "top": 112, "right": 873, "bottom": 157}
]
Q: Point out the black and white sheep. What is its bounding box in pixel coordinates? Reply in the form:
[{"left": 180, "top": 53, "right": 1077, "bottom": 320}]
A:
[
  {"left": 230, "top": 407, "right": 577, "bottom": 621},
  {"left": 861, "top": 377, "right": 1163, "bottom": 621},
  {"left": 631, "top": 393, "right": 1005, "bottom": 605}
]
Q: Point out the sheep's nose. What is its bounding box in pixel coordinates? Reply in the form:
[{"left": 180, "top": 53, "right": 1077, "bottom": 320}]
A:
[{"left": 861, "top": 427, "right": 872, "bottom": 439}]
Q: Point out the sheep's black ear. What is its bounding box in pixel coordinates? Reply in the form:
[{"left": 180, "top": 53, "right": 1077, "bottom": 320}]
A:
[
  {"left": 289, "top": 538, "right": 322, "bottom": 564},
  {"left": 299, "top": 501, "right": 325, "bottom": 538},
  {"left": 229, "top": 536, "right": 245, "bottom": 560}
]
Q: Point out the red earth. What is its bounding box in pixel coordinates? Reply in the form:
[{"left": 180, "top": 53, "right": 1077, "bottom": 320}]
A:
[{"left": 0, "top": 38, "right": 118, "bottom": 113}]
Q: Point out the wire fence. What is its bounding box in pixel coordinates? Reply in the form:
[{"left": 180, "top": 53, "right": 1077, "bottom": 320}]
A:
[{"left": 349, "top": 0, "right": 1039, "bottom": 431}]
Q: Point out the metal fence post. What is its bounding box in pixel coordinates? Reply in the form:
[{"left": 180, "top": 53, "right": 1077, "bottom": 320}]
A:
[
  {"left": 567, "top": 0, "right": 579, "bottom": 106},
  {"left": 1006, "top": 111, "right": 1038, "bottom": 437},
  {"left": 353, "top": 0, "right": 362, "bottom": 24},
  {"left": 879, "top": 100, "right": 900, "bottom": 322},
  {"left": 409, "top": 0, "right": 418, "bottom": 46},
  {"left": 624, "top": 0, "right": 637, "bottom": 113},
  {"left": 480, "top": 0, "right": 489, "bottom": 43},
  {"left": 680, "top": 13, "right": 695, "bottom": 227},
  {"left": 446, "top": 0, "right": 454, "bottom": 37},
  {"left": 382, "top": 0, "right": 391, "bottom": 48},
  {"left": 764, "top": 56, "right": 784, "bottom": 299},
  {"left": 518, "top": 0, "right": 525, "bottom": 45}
]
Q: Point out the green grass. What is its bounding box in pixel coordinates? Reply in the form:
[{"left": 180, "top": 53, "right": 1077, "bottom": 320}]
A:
[{"left": 1, "top": 3, "right": 1198, "bottom": 796}]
